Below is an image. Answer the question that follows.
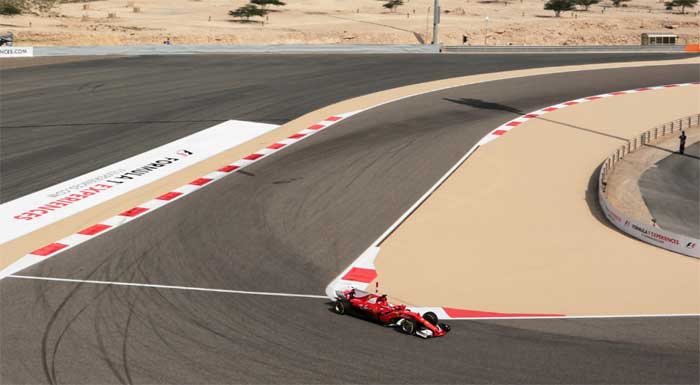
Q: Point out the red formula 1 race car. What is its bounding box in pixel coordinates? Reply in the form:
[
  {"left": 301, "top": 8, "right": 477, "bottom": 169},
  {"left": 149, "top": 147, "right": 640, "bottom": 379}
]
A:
[{"left": 333, "top": 288, "right": 450, "bottom": 338}]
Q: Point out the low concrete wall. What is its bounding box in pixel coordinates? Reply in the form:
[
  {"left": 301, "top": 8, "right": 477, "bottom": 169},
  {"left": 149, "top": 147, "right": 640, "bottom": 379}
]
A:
[
  {"left": 598, "top": 114, "right": 700, "bottom": 258},
  {"left": 32, "top": 44, "right": 440, "bottom": 56},
  {"left": 443, "top": 45, "right": 690, "bottom": 53},
  {"left": 22, "top": 44, "right": 698, "bottom": 57}
]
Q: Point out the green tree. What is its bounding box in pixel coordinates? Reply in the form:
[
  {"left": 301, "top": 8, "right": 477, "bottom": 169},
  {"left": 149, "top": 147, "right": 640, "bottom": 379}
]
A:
[
  {"left": 383, "top": 0, "right": 404, "bottom": 12},
  {"left": 611, "top": 0, "right": 630, "bottom": 7},
  {"left": 576, "top": 0, "right": 599, "bottom": 10},
  {"left": 250, "top": 0, "right": 286, "bottom": 10},
  {"left": 544, "top": 0, "right": 575, "bottom": 16},
  {"left": 229, "top": 4, "right": 267, "bottom": 21},
  {"left": 665, "top": 0, "right": 697, "bottom": 13}
]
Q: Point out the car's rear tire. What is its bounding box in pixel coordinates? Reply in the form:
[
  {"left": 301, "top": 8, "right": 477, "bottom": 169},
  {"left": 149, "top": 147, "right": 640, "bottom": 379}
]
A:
[
  {"left": 423, "top": 311, "right": 438, "bottom": 326},
  {"left": 334, "top": 300, "right": 347, "bottom": 315},
  {"left": 439, "top": 322, "right": 451, "bottom": 332},
  {"left": 400, "top": 318, "right": 417, "bottom": 335}
]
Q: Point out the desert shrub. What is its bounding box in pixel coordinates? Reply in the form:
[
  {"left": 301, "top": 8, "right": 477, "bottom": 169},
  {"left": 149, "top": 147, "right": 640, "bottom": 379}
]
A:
[
  {"left": 576, "top": 0, "right": 599, "bottom": 10},
  {"left": 383, "top": 0, "right": 404, "bottom": 12},
  {"left": 229, "top": 4, "right": 267, "bottom": 21},
  {"left": 250, "top": 0, "right": 285, "bottom": 9},
  {"left": 665, "top": 0, "right": 697, "bottom": 13},
  {"left": 0, "top": 2, "right": 21, "bottom": 14},
  {"left": 3, "top": 0, "right": 59, "bottom": 12},
  {"left": 544, "top": 0, "right": 575, "bottom": 16}
]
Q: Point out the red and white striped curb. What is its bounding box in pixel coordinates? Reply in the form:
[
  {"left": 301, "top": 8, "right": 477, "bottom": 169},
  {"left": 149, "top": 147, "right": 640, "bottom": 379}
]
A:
[
  {"left": 329, "top": 246, "right": 381, "bottom": 294},
  {"left": 325, "top": 81, "right": 700, "bottom": 320},
  {"left": 0, "top": 112, "right": 359, "bottom": 279},
  {"left": 478, "top": 82, "right": 699, "bottom": 145}
]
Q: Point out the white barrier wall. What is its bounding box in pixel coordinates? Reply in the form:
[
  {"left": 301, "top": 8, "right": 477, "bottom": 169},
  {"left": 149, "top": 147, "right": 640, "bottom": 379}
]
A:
[
  {"left": 598, "top": 143, "right": 699, "bottom": 259},
  {"left": 31, "top": 44, "right": 439, "bottom": 56},
  {"left": 0, "top": 46, "right": 33, "bottom": 58},
  {"left": 598, "top": 187, "right": 699, "bottom": 258}
]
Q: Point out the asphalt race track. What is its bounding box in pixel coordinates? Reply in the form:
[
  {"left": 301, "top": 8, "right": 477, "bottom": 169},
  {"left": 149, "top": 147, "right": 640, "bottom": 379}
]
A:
[
  {"left": 1, "top": 57, "right": 699, "bottom": 384},
  {"left": 640, "top": 142, "right": 700, "bottom": 238},
  {"left": 1, "top": 52, "right": 696, "bottom": 202}
]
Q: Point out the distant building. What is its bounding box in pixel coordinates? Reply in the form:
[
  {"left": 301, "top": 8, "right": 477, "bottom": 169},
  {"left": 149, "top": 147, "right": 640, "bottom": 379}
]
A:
[{"left": 641, "top": 33, "right": 677, "bottom": 45}]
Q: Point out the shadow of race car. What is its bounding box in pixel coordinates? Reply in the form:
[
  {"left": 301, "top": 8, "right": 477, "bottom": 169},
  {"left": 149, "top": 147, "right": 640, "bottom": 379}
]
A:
[{"left": 333, "top": 288, "right": 450, "bottom": 338}]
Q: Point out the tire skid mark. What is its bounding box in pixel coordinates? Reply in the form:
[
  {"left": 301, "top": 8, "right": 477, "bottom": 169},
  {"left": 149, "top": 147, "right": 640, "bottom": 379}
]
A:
[{"left": 40, "top": 237, "right": 161, "bottom": 383}]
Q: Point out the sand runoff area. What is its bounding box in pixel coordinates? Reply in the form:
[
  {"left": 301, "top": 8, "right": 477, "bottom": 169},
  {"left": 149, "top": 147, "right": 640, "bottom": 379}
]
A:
[{"left": 375, "top": 84, "right": 700, "bottom": 316}]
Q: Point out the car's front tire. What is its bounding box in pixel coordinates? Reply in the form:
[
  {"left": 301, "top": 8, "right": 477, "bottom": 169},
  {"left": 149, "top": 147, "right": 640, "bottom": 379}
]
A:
[
  {"left": 423, "top": 311, "right": 438, "bottom": 326},
  {"left": 334, "top": 300, "right": 347, "bottom": 315},
  {"left": 400, "top": 318, "right": 417, "bottom": 335}
]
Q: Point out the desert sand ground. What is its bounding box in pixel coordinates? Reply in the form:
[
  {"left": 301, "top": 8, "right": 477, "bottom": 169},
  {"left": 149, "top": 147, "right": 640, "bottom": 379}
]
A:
[{"left": 0, "top": 0, "right": 698, "bottom": 46}]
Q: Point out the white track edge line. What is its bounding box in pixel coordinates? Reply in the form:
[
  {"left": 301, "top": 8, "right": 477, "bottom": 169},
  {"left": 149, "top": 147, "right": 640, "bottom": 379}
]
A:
[
  {"left": 374, "top": 145, "right": 481, "bottom": 247},
  {"left": 449, "top": 313, "right": 700, "bottom": 320},
  {"left": 8, "top": 274, "right": 696, "bottom": 320},
  {"left": 7, "top": 274, "right": 328, "bottom": 299}
]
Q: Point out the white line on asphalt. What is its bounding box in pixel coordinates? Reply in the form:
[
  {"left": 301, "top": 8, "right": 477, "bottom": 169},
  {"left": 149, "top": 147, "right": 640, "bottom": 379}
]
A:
[
  {"left": 8, "top": 275, "right": 697, "bottom": 319},
  {"left": 7, "top": 274, "right": 328, "bottom": 299},
  {"left": 447, "top": 313, "right": 700, "bottom": 320}
]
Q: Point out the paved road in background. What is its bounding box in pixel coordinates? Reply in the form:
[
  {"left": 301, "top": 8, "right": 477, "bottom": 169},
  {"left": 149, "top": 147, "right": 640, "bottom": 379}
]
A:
[
  {"left": 640, "top": 141, "right": 700, "bottom": 238},
  {"left": 0, "top": 53, "right": 695, "bottom": 202},
  {"left": 1, "top": 63, "right": 698, "bottom": 384}
]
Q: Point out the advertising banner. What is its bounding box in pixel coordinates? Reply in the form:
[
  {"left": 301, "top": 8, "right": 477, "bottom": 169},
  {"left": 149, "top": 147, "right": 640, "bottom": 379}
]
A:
[
  {"left": 0, "top": 120, "right": 278, "bottom": 245},
  {"left": 0, "top": 47, "right": 33, "bottom": 58},
  {"left": 598, "top": 186, "right": 699, "bottom": 258}
]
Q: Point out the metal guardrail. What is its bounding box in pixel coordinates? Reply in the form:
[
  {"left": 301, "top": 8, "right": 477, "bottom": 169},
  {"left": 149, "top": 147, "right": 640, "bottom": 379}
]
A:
[
  {"left": 600, "top": 113, "right": 700, "bottom": 189},
  {"left": 443, "top": 45, "right": 689, "bottom": 53}
]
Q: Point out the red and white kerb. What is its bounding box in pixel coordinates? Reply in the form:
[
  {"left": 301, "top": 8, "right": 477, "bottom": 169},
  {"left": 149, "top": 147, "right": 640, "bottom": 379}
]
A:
[{"left": 478, "top": 83, "right": 698, "bottom": 145}]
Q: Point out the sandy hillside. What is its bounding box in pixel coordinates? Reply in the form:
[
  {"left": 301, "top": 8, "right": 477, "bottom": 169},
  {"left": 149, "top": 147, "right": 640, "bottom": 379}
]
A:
[{"left": 0, "top": 0, "right": 698, "bottom": 46}]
